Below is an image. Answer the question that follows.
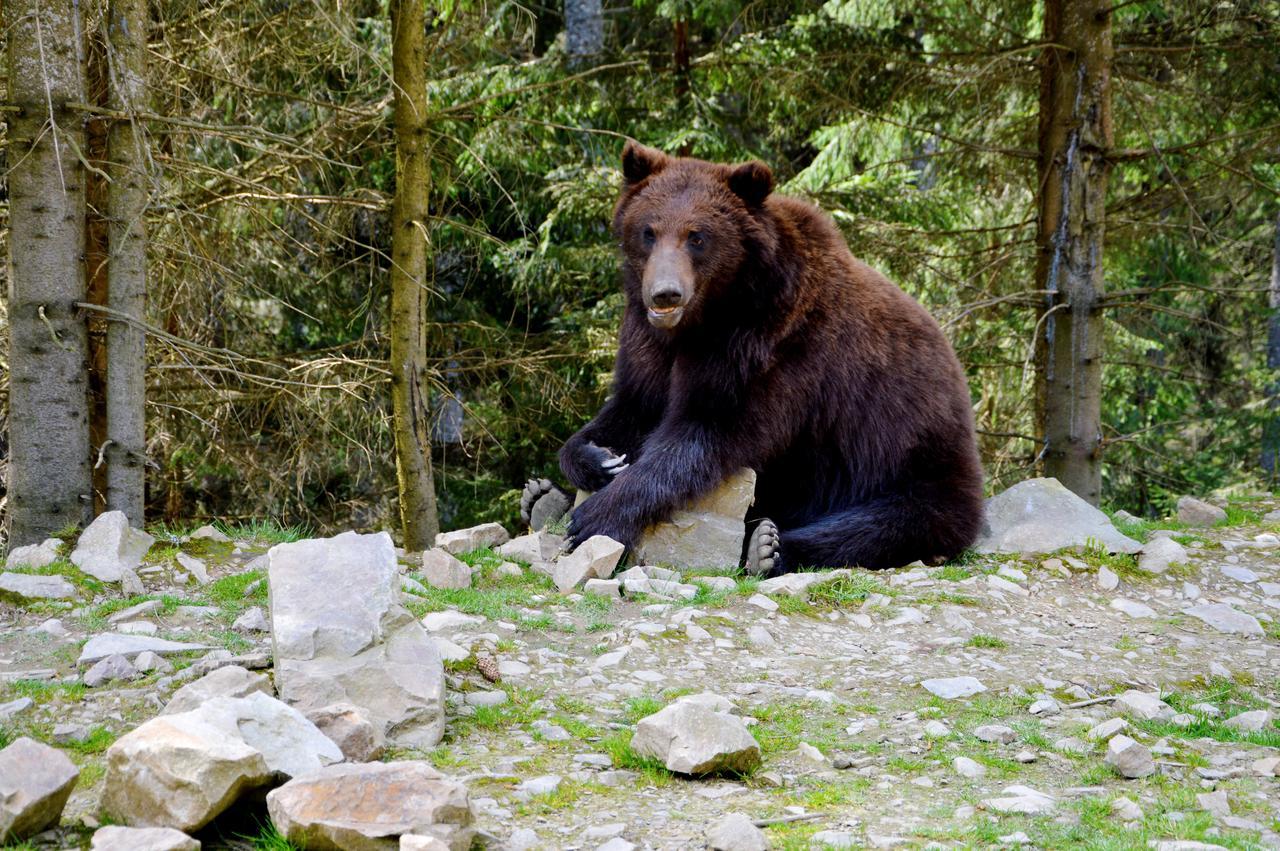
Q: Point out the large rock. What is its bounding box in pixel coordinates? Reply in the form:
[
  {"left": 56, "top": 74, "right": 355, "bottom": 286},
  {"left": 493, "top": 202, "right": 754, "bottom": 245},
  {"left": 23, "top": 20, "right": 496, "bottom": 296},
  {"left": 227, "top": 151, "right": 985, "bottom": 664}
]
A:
[
  {"left": 5, "top": 538, "right": 61, "bottom": 570},
  {"left": 1185, "top": 602, "right": 1264, "bottom": 636},
  {"left": 70, "top": 510, "right": 155, "bottom": 582},
  {"left": 420, "top": 549, "right": 471, "bottom": 590},
  {"left": 1105, "top": 734, "right": 1155, "bottom": 778},
  {"left": 1139, "top": 537, "right": 1188, "bottom": 574},
  {"left": 90, "top": 826, "right": 200, "bottom": 851},
  {"left": 975, "top": 478, "right": 1141, "bottom": 554},
  {"left": 553, "top": 535, "right": 625, "bottom": 593},
  {"left": 630, "top": 701, "right": 761, "bottom": 775},
  {"left": 162, "top": 666, "right": 272, "bottom": 715},
  {"left": 756, "top": 568, "right": 853, "bottom": 598},
  {"left": 0, "top": 572, "right": 76, "bottom": 603},
  {"left": 103, "top": 693, "right": 340, "bottom": 831},
  {"left": 433, "top": 523, "right": 509, "bottom": 555},
  {"left": 270, "top": 531, "right": 446, "bottom": 748},
  {"left": 1176, "top": 496, "right": 1226, "bottom": 526},
  {"left": 79, "top": 634, "right": 213, "bottom": 666},
  {"left": 0, "top": 737, "right": 79, "bottom": 842},
  {"left": 266, "top": 762, "right": 473, "bottom": 851},
  {"left": 496, "top": 532, "right": 563, "bottom": 564},
  {"left": 633, "top": 469, "right": 756, "bottom": 569}
]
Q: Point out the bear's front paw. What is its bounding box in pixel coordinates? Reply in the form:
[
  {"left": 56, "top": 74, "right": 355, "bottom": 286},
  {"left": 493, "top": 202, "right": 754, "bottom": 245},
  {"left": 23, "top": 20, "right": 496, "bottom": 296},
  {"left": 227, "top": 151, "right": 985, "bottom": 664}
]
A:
[
  {"left": 564, "top": 441, "right": 626, "bottom": 492},
  {"left": 566, "top": 493, "right": 636, "bottom": 551}
]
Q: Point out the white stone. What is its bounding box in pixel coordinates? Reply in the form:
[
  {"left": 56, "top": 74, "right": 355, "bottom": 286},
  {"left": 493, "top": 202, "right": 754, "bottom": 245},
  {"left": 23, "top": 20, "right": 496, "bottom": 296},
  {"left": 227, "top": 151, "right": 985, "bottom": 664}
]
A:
[
  {"left": 232, "top": 607, "right": 270, "bottom": 634},
  {"left": 633, "top": 469, "right": 756, "bottom": 569},
  {"left": 190, "top": 525, "right": 231, "bottom": 543},
  {"left": 1105, "top": 734, "right": 1155, "bottom": 778},
  {"left": 0, "top": 737, "right": 79, "bottom": 842},
  {"left": 305, "top": 703, "right": 385, "bottom": 762},
  {"left": 756, "top": 568, "right": 854, "bottom": 597},
  {"left": 1111, "top": 598, "right": 1156, "bottom": 618},
  {"left": 1220, "top": 565, "right": 1259, "bottom": 583},
  {"left": 421, "top": 549, "right": 472, "bottom": 590},
  {"left": 747, "top": 593, "right": 779, "bottom": 612},
  {"left": 434, "top": 522, "right": 509, "bottom": 555},
  {"left": 1222, "top": 709, "right": 1271, "bottom": 733},
  {"left": 90, "top": 825, "right": 200, "bottom": 851},
  {"left": 1111, "top": 797, "right": 1143, "bottom": 822},
  {"left": 706, "top": 812, "right": 768, "bottom": 851},
  {"left": 496, "top": 531, "right": 564, "bottom": 563},
  {"left": 630, "top": 702, "right": 761, "bottom": 775},
  {"left": 974, "top": 724, "right": 1018, "bottom": 744},
  {"left": 982, "top": 785, "right": 1055, "bottom": 815},
  {"left": 921, "top": 676, "right": 987, "bottom": 699},
  {"left": 953, "top": 756, "right": 986, "bottom": 778},
  {"left": 0, "top": 572, "right": 76, "bottom": 603},
  {"left": 163, "top": 666, "right": 272, "bottom": 715},
  {"left": 1114, "top": 691, "right": 1174, "bottom": 721},
  {"left": 70, "top": 511, "right": 155, "bottom": 582},
  {"left": 975, "top": 478, "right": 1141, "bottom": 555},
  {"left": 176, "top": 553, "right": 209, "bottom": 585},
  {"left": 1185, "top": 602, "right": 1264, "bottom": 636},
  {"left": 1087, "top": 717, "right": 1129, "bottom": 740},
  {"left": 554, "top": 536, "right": 625, "bottom": 592},
  {"left": 1138, "top": 537, "right": 1188, "bottom": 574},
  {"left": 584, "top": 578, "right": 621, "bottom": 598},
  {"left": 1097, "top": 566, "right": 1119, "bottom": 591},
  {"left": 84, "top": 654, "right": 140, "bottom": 687},
  {"left": 5, "top": 538, "right": 61, "bottom": 570},
  {"left": 420, "top": 610, "right": 483, "bottom": 632},
  {"left": 79, "top": 634, "right": 212, "bottom": 665}
]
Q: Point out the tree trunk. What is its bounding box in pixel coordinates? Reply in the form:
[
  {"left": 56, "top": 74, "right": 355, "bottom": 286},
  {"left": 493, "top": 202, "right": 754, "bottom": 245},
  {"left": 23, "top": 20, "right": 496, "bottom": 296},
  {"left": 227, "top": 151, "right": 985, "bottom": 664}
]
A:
[
  {"left": 563, "top": 0, "right": 603, "bottom": 64},
  {"left": 1034, "top": 0, "right": 1113, "bottom": 505},
  {"left": 1263, "top": 212, "right": 1280, "bottom": 479},
  {"left": 389, "top": 0, "right": 440, "bottom": 550},
  {"left": 102, "top": 0, "right": 150, "bottom": 525},
  {"left": 6, "top": 0, "right": 93, "bottom": 544},
  {"left": 85, "top": 34, "right": 111, "bottom": 515}
]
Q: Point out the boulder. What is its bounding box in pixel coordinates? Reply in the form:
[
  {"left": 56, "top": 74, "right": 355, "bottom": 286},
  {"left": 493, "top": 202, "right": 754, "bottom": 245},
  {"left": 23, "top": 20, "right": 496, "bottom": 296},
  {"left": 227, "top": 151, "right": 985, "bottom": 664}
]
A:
[
  {"left": 90, "top": 826, "right": 200, "bottom": 851},
  {"left": 974, "top": 478, "right": 1141, "bottom": 555},
  {"left": 434, "top": 523, "right": 509, "bottom": 555},
  {"left": 1114, "top": 690, "right": 1174, "bottom": 721},
  {"left": 630, "top": 702, "right": 761, "bottom": 775},
  {"left": 496, "top": 532, "right": 563, "bottom": 564},
  {"left": 266, "top": 761, "right": 473, "bottom": 851},
  {"left": 420, "top": 549, "right": 472, "bottom": 590},
  {"left": 1185, "top": 603, "right": 1264, "bottom": 637},
  {"left": 1176, "top": 496, "right": 1226, "bottom": 527},
  {"left": 1105, "top": 735, "right": 1155, "bottom": 778},
  {"left": 306, "top": 703, "right": 386, "bottom": 762},
  {"left": 0, "top": 572, "right": 76, "bottom": 604},
  {"left": 1223, "top": 709, "right": 1272, "bottom": 733},
  {"left": 84, "top": 654, "right": 140, "bottom": 688},
  {"left": 232, "top": 607, "right": 270, "bottom": 634},
  {"left": 633, "top": 469, "right": 756, "bottom": 569},
  {"left": 5, "top": 538, "right": 62, "bottom": 570},
  {"left": 79, "top": 634, "right": 213, "bottom": 666},
  {"left": 70, "top": 510, "right": 155, "bottom": 582},
  {"left": 270, "top": 531, "right": 446, "bottom": 748},
  {"left": 756, "top": 568, "right": 853, "bottom": 598},
  {"left": 162, "top": 666, "right": 272, "bottom": 715},
  {"left": 706, "top": 812, "right": 769, "bottom": 851},
  {"left": 1138, "top": 537, "right": 1188, "bottom": 574},
  {"left": 0, "top": 737, "right": 79, "bottom": 842},
  {"left": 553, "top": 535, "right": 625, "bottom": 593}
]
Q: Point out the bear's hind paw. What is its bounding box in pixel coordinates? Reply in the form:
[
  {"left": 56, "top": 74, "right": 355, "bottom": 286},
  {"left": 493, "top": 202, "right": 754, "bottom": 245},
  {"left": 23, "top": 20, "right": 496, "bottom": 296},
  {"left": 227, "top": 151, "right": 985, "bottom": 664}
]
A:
[{"left": 746, "top": 518, "right": 782, "bottom": 577}]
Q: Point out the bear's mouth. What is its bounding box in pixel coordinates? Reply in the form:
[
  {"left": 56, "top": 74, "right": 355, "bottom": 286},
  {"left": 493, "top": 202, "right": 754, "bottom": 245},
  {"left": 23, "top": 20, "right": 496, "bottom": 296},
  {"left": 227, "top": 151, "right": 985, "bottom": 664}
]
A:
[{"left": 647, "top": 305, "right": 683, "bottom": 329}]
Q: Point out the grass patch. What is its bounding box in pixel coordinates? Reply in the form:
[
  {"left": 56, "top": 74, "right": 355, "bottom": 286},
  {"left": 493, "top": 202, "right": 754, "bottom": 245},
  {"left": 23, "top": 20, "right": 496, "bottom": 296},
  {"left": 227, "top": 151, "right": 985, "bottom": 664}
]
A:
[
  {"left": 401, "top": 577, "right": 557, "bottom": 631},
  {"left": 222, "top": 519, "right": 311, "bottom": 545},
  {"left": 240, "top": 820, "right": 302, "bottom": 851},
  {"left": 965, "top": 634, "right": 1007, "bottom": 649},
  {"left": 451, "top": 686, "right": 545, "bottom": 736},
  {"left": 553, "top": 694, "right": 591, "bottom": 715},
  {"left": 2, "top": 679, "right": 87, "bottom": 703},
  {"left": 599, "top": 730, "right": 674, "bottom": 786},
  {"left": 59, "top": 725, "right": 117, "bottom": 755},
  {"left": 621, "top": 695, "right": 664, "bottom": 724},
  {"left": 807, "top": 573, "right": 896, "bottom": 609},
  {"left": 917, "top": 590, "right": 979, "bottom": 606},
  {"left": 204, "top": 569, "right": 266, "bottom": 610},
  {"left": 574, "top": 593, "right": 614, "bottom": 632},
  {"left": 935, "top": 563, "right": 975, "bottom": 582},
  {"left": 749, "top": 700, "right": 846, "bottom": 755}
]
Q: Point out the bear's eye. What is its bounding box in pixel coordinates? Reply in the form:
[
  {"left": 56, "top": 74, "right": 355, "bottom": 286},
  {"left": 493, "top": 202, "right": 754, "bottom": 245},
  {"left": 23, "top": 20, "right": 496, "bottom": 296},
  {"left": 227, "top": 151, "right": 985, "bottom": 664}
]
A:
[
  {"left": 687, "top": 231, "right": 704, "bottom": 249},
  {"left": 642, "top": 226, "right": 656, "bottom": 247}
]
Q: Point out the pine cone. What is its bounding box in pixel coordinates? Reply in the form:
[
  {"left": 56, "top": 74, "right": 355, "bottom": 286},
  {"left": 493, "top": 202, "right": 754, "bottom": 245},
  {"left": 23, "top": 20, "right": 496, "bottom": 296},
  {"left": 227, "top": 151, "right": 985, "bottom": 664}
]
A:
[{"left": 476, "top": 655, "right": 501, "bottom": 683}]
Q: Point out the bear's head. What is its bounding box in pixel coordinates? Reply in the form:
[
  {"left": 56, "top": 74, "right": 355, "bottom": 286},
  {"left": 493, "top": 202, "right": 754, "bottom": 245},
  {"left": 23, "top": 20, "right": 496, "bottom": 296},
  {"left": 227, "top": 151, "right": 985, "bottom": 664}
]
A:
[{"left": 613, "top": 141, "right": 776, "bottom": 332}]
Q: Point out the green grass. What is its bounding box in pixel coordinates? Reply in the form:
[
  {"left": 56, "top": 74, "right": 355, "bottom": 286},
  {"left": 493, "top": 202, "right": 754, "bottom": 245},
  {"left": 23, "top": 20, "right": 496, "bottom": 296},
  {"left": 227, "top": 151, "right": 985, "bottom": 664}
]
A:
[
  {"left": 599, "top": 730, "right": 674, "bottom": 786},
  {"left": 749, "top": 700, "right": 847, "bottom": 756},
  {"left": 222, "top": 519, "right": 311, "bottom": 545},
  {"left": 450, "top": 686, "right": 545, "bottom": 737},
  {"left": 916, "top": 590, "right": 979, "bottom": 606},
  {"left": 935, "top": 563, "right": 975, "bottom": 582},
  {"left": 239, "top": 820, "right": 302, "bottom": 851},
  {"left": 4, "top": 556, "right": 105, "bottom": 596},
  {"left": 807, "top": 573, "right": 896, "bottom": 609},
  {"left": 205, "top": 569, "right": 266, "bottom": 609},
  {"left": 965, "top": 633, "right": 1007, "bottom": 649},
  {"left": 2, "top": 679, "right": 87, "bottom": 703},
  {"left": 401, "top": 573, "right": 558, "bottom": 630},
  {"left": 621, "top": 695, "right": 664, "bottom": 723},
  {"left": 59, "top": 725, "right": 117, "bottom": 755},
  {"left": 0, "top": 725, "right": 14, "bottom": 749},
  {"left": 1221, "top": 505, "right": 1261, "bottom": 526},
  {"left": 574, "top": 592, "right": 615, "bottom": 632}
]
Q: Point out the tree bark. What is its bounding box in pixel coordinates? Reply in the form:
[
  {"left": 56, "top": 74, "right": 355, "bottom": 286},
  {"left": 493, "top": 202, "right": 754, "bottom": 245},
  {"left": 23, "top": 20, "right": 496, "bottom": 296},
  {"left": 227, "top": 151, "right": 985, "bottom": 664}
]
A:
[
  {"left": 85, "top": 34, "right": 111, "bottom": 515},
  {"left": 563, "top": 0, "right": 603, "bottom": 64},
  {"left": 6, "top": 0, "right": 93, "bottom": 544},
  {"left": 1263, "top": 212, "right": 1280, "bottom": 479},
  {"left": 103, "top": 0, "right": 150, "bottom": 524},
  {"left": 389, "top": 0, "right": 440, "bottom": 550},
  {"left": 1034, "top": 0, "right": 1113, "bottom": 505}
]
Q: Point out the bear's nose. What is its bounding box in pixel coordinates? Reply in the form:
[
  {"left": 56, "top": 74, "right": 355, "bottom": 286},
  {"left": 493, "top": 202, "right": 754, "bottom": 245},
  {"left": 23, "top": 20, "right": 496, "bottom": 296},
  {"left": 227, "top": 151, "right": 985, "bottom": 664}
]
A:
[{"left": 650, "top": 287, "right": 683, "bottom": 309}]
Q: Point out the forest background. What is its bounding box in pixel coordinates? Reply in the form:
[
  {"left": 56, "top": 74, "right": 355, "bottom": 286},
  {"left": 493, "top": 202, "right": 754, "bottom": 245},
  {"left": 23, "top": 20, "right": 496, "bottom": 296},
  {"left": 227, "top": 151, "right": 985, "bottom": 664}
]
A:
[{"left": 1, "top": 0, "right": 1278, "bottom": 542}]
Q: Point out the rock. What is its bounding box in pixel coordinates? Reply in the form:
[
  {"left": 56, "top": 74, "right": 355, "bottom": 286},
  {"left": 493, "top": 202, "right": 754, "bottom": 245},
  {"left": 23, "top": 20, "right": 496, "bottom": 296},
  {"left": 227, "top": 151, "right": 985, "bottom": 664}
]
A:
[
  {"left": 975, "top": 478, "right": 1141, "bottom": 555},
  {"left": 514, "top": 775, "right": 561, "bottom": 799},
  {"left": 117, "top": 620, "right": 158, "bottom": 635},
  {"left": 1087, "top": 718, "right": 1129, "bottom": 740},
  {"left": 972, "top": 721, "right": 1013, "bottom": 742},
  {"left": 496, "top": 531, "right": 564, "bottom": 564},
  {"left": 33, "top": 618, "right": 69, "bottom": 638},
  {"left": 1111, "top": 797, "right": 1143, "bottom": 822},
  {"left": 84, "top": 653, "right": 140, "bottom": 687},
  {"left": 401, "top": 576, "right": 428, "bottom": 596},
  {"left": 432, "top": 638, "right": 468, "bottom": 663},
  {"left": 584, "top": 578, "right": 621, "bottom": 598},
  {"left": 1105, "top": 734, "right": 1156, "bottom": 778},
  {"left": 0, "top": 698, "right": 33, "bottom": 722},
  {"left": 270, "top": 531, "right": 446, "bottom": 748},
  {"left": 1185, "top": 603, "right": 1264, "bottom": 636},
  {"left": 953, "top": 756, "right": 986, "bottom": 778},
  {"left": 1176, "top": 496, "right": 1226, "bottom": 526},
  {"left": 266, "top": 761, "right": 473, "bottom": 851},
  {"left": 633, "top": 469, "right": 756, "bottom": 569},
  {"left": 401, "top": 837, "right": 451, "bottom": 851},
  {"left": 176, "top": 553, "right": 209, "bottom": 585},
  {"left": 756, "top": 568, "right": 854, "bottom": 597},
  {"left": 1150, "top": 843, "right": 1229, "bottom": 851},
  {"left": 1054, "top": 736, "right": 1089, "bottom": 755},
  {"left": 921, "top": 676, "right": 987, "bottom": 699},
  {"left": 70, "top": 510, "right": 155, "bottom": 582},
  {"left": 110, "top": 599, "right": 162, "bottom": 623},
  {"left": 495, "top": 562, "right": 523, "bottom": 579},
  {"left": 434, "top": 522, "right": 509, "bottom": 555},
  {"left": 694, "top": 576, "right": 737, "bottom": 593},
  {"left": 811, "top": 831, "right": 859, "bottom": 848},
  {"left": 1114, "top": 691, "right": 1174, "bottom": 721},
  {"left": 1222, "top": 709, "right": 1271, "bottom": 733},
  {"left": 554, "top": 535, "right": 625, "bottom": 592},
  {"left": 232, "top": 607, "right": 270, "bottom": 634},
  {"left": 630, "top": 702, "right": 761, "bottom": 775},
  {"left": 190, "top": 525, "right": 231, "bottom": 543},
  {"left": 1029, "top": 698, "right": 1060, "bottom": 716},
  {"left": 982, "top": 785, "right": 1055, "bottom": 815},
  {"left": 421, "top": 549, "right": 472, "bottom": 590},
  {"left": 104, "top": 693, "right": 340, "bottom": 830},
  {"left": 5, "top": 538, "right": 61, "bottom": 570},
  {"left": 0, "top": 572, "right": 77, "bottom": 603},
  {"left": 90, "top": 826, "right": 200, "bottom": 850},
  {"left": 78, "top": 633, "right": 213, "bottom": 666},
  {"left": 706, "top": 812, "right": 768, "bottom": 851},
  {"left": 306, "top": 703, "right": 386, "bottom": 762},
  {"left": 1097, "top": 566, "right": 1119, "bottom": 591},
  {"left": 1139, "top": 537, "right": 1188, "bottom": 574},
  {"left": 420, "top": 611, "right": 483, "bottom": 632},
  {"left": 747, "top": 593, "right": 779, "bottom": 612},
  {"left": 747, "top": 625, "right": 776, "bottom": 647},
  {"left": 1220, "top": 565, "right": 1258, "bottom": 583},
  {"left": 162, "top": 666, "right": 272, "bottom": 715},
  {"left": 1196, "top": 789, "right": 1230, "bottom": 817},
  {"left": 1111, "top": 598, "right": 1156, "bottom": 618},
  {"left": 0, "top": 737, "right": 79, "bottom": 842},
  {"left": 531, "top": 720, "right": 571, "bottom": 742}
]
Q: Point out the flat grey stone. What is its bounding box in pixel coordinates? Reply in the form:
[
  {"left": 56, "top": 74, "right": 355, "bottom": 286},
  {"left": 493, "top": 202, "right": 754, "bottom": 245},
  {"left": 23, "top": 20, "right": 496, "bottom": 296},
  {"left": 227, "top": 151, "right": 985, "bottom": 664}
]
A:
[
  {"left": 78, "top": 634, "right": 213, "bottom": 665},
  {"left": 975, "top": 478, "right": 1141, "bottom": 555},
  {"left": 434, "top": 522, "right": 509, "bottom": 555},
  {"left": 0, "top": 572, "right": 76, "bottom": 603},
  {"left": 90, "top": 826, "right": 199, "bottom": 850},
  {"left": 634, "top": 469, "right": 755, "bottom": 570},
  {"left": 1177, "top": 496, "right": 1226, "bottom": 526},
  {"left": 921, "top": 676, "right": 987, "bottom": 699},
  {"left": 1185, "top": 603, "right": 1263, "bottom": 636}
]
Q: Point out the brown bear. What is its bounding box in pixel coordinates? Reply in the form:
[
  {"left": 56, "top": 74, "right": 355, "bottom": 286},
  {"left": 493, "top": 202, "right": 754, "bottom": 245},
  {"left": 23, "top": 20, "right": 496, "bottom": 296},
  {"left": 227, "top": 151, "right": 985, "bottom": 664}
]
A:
[{"left": 535, "top": 141, "right": 984, "bottom": 574}]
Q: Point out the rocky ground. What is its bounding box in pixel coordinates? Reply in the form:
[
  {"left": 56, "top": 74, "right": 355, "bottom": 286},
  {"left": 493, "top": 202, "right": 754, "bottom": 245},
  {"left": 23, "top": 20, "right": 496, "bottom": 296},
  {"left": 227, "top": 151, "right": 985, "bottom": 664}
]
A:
[{"left": 1, "top": 491, "right": 1278, "bottom": 850}]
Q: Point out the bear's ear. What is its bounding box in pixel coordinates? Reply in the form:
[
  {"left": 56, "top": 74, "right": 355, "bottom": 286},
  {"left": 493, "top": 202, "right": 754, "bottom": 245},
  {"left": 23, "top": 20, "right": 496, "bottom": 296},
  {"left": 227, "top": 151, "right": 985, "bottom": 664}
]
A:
[
  {"left": 621, "top": 140, "right": 668, "bottom": 186},
  {"left": 728, "top": 160, "right": 773, "bottom": 206}
]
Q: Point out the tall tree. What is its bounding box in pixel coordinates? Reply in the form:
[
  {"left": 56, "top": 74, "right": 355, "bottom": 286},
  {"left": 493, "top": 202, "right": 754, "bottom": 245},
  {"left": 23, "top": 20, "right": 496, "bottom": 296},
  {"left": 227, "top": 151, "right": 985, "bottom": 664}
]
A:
[
  {"left": 1034, "top": 0, "right": 1114, "bottom": 505},
  {"left": 1264, "top": 213, "right": 1280, "bottom": 480},
  {"left": 6, "top": 0, "right": 93, "bottom": 544},
  {"left": 389, "top": 0, "right": 440, "bottom": 549},
  {"left": 102, "top": 0, "right": 150, "bottom": 524}
]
